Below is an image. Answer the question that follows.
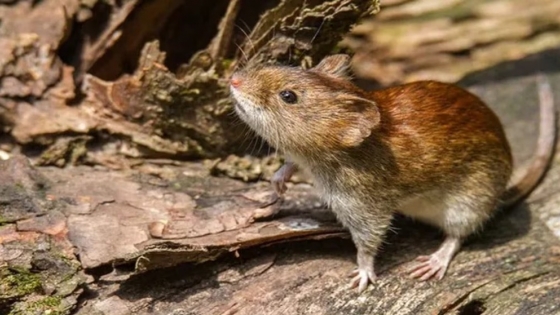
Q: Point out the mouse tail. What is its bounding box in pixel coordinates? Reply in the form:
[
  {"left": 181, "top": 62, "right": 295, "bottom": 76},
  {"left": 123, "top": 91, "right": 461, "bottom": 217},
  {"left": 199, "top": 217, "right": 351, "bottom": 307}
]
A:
[{"left": 501, "top": 74, "right": 557, "bottom": 208}]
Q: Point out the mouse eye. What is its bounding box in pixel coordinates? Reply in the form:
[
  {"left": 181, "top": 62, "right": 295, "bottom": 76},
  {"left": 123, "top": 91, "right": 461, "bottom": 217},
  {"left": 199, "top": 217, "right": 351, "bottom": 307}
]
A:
[{"left": 279, "top": 90, "right": 298, "bottom": 104}]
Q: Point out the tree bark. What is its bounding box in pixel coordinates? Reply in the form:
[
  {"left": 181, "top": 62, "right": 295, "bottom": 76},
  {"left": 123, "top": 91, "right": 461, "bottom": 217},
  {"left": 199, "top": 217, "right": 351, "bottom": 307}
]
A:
[
  {"left": 2, "top": 1, "right": 560, "bottom": 314},
  {"left": 343, "top": 0, "right": 560, "bottom": 85},
  {"left": 0, "top": 0, "right": 381, "bottom": 165}
]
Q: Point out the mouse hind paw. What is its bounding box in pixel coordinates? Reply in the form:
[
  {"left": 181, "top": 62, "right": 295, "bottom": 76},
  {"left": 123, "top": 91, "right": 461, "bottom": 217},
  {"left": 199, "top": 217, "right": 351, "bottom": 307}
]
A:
[
  {"left": 407, "top": 236, "right": 461, "bottom": 281},
  {"left": 408, "top": 255, "right": 448, "bottom": 281}
]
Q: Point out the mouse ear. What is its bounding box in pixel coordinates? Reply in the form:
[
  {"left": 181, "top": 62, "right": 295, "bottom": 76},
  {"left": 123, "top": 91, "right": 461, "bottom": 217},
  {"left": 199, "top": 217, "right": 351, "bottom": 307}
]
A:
[
  {"left": 311, "top": 54, "right": 351, "bottom": 79},
  {"left": 337, "top": 96, "right": 380, "bottom": 147}
]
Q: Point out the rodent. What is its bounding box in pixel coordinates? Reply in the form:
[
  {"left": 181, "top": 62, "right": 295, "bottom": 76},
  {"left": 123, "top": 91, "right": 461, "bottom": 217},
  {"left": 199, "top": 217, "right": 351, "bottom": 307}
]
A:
[{"left": 229, "top": 54, "right": 557, "bottom": 293}]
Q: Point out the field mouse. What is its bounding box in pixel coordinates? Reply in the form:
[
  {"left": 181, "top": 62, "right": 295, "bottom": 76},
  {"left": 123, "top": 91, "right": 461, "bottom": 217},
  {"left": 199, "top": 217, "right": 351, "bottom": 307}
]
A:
[{"left": 229, "top": 54, "right": 557, "bottom": 293}]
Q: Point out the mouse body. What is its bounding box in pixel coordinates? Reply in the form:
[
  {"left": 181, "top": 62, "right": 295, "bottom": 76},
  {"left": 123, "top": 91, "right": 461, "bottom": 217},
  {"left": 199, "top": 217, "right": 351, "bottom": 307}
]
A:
[{"left": 229, "top": 55, "right": 556, "bottom": 293}]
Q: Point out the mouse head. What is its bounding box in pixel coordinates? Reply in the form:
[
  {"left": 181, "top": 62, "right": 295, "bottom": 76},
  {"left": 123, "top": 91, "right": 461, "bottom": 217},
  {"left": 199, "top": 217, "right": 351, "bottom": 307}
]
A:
[{"left": 229, "top": 54, "right": 380, "bottom": 154}]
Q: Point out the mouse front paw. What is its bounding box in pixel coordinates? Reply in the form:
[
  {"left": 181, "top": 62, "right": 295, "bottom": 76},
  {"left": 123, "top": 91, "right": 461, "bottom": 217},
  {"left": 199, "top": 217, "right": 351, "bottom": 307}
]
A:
[
  {"left": 270, "top": 162, "right": 297, "bottom": 196},
  {"left": 270, "top": 171, "right": 288, "bottom": 196},
  {"left": 349, "top": 267, "right": 377, "bottom": 293}
]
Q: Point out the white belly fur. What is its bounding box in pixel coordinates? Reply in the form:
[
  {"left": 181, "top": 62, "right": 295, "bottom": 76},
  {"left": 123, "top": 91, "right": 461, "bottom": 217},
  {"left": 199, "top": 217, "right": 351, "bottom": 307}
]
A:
[
  {"left": 398, "top": 191, "right": 449, "bottom": 227},
  {"left": 397, "top": 188, "right": 483, "bottom": 230}
]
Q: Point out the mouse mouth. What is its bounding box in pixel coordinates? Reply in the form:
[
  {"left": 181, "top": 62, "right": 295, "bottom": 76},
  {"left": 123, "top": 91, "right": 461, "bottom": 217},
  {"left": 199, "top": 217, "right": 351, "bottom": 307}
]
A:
[
  {"left": 234, "top": 102, "right": 246, "bottom": 114},
  {"left": 230, "top": 88, "right": 255, "bottom": 115}
]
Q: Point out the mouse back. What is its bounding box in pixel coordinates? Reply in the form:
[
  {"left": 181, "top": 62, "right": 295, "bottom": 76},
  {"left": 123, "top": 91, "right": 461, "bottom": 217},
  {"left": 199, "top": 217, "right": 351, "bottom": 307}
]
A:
[{"left": 367, "top": 81, "right": 514, "bottom": 192}]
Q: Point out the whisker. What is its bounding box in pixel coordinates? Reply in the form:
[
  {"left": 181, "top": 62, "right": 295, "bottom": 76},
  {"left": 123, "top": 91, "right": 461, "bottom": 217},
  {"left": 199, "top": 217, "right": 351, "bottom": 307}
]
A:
[
  {"left": 240, "top": 127, "right": 253, "bottom": 153},
  {"left": 238, "top": 20, "right": 256, "bottom": 56},
  {"left": 249, "top": 118, "right": 261, "bottom": 156},
  {"left": 311, "top": 18, "right": 325, "bottom": 44},
  {"left": 234, "top": 42, "right": 249, "bottom": 67}
]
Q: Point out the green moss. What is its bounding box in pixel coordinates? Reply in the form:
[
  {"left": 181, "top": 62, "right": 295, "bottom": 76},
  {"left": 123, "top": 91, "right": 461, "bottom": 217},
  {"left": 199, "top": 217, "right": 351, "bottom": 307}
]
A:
[
  {"left": 0, "top": 268, "right": 42, "bottom": 298},
  {"left": 221, "top": 58, "right": 233, "bottom": 69},
  {"left": 8, "top": 295, "right": 65, "bottom": 315}
]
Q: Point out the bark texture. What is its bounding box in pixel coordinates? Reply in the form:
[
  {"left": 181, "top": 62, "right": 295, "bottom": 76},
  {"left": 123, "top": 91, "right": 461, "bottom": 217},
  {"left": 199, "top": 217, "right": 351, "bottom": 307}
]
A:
[
  {"left": 2, "top": 1, "right": 560, "bottom": 314},
  {"left": 0, "top": 0, "right": 381, "bottom": 164}
]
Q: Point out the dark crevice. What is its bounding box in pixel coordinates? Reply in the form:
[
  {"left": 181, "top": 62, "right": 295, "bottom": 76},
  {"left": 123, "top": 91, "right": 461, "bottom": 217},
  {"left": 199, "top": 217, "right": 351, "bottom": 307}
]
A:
[
  {"left": 85, "top": 0, "right": 282, "bottom": 80},
  {"left": 19, "top": 143, "right": 49, "bottom": 158},
  {"left": 0, "top": 93, "right": 40, "bottom": 105},
  {"left": 58, "top": 1, "right": 113, "bottom": 78},
  {"left": 58, "top": 0, "right": 283, "bottom": 83},
  {"left": 451, "top": 12, "right": 477, "bottom": 23},
  {"left": 0, "top": 304, "right": 12, "bottom": 315},
  {"left": 57, "top": 1, "right": 114, "bottom": 102},
  {"left": 158, "top": 0, "right": 230, "bottom": 72},
  {"left": 88, "top": 0, "right": 182, "bottom": 80},
  {"left": 89, "top": 0, "right": 233, "bottom": 80},
  {"left": 457, "top": 300, "right": 486, "bottom": 315},
  {"left": 83, "top": 264, "right": 114, "bottom": 282},
  {"left": 18, "top": 130, "right": 94, "bottom": 160},
  {"left": 449, "top": 48, "right": 472, "bottom": 58}
]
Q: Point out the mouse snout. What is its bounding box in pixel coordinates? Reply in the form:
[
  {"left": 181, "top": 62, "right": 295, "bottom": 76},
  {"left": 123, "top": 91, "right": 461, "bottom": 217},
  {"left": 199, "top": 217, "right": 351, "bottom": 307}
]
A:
[{"left": 230, "top": 74, "right": 242, "bottom": 88}]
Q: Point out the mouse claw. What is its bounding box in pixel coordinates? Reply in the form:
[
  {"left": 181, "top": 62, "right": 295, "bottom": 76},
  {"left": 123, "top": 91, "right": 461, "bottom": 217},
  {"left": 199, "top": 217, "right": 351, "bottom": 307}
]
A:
[
  {"left": 349, "top": 268, "right": 376, "bottom": 294},
  {"left": 271, "top": 178, "right": 288, "bottom": 196}
]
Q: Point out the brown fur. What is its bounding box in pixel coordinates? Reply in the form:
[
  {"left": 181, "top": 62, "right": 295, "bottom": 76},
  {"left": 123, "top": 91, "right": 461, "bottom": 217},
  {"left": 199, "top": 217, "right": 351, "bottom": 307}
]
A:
[{"left": 229, "top": 54, "right": 556, "bottom": 290}]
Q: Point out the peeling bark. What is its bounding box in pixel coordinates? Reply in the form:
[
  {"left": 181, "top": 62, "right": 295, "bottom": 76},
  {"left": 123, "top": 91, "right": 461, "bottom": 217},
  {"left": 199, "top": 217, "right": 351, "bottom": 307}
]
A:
[{"left": 1, "top": 0, "right": 381, "bottom": 165}]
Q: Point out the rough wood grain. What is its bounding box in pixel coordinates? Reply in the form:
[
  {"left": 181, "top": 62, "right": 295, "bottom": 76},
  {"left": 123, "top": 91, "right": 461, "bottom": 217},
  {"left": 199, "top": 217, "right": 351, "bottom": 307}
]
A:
[{"left": 343, "top": 0, "right": 560, "bottom": 85}]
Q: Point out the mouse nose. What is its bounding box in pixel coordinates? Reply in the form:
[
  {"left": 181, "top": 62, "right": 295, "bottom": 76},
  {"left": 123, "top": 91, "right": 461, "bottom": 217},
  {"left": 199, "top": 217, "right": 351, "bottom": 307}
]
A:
[{"left": 230, "top": 74, "right": 242, "bottom": 88}]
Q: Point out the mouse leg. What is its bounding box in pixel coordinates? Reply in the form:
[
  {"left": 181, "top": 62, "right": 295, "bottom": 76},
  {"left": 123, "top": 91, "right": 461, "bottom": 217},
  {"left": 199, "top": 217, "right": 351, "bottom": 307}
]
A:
[
  {"left": 260, "top": 161, "right": 297, "bottom": 208},
  {"left": 271, "top": 161, "right": 297, "bottom": 196},
  {"left": 349, "top": 246, "right": 377, "bottom": 293},
  {"left": 343, "top": 211, "right": 392, "bottom": 294},
  {"left": 405, "top": 189, "right": 498, "bottom": 281},
  {"left": 408, "top": 236, "right": 461, "bottom": 281}
]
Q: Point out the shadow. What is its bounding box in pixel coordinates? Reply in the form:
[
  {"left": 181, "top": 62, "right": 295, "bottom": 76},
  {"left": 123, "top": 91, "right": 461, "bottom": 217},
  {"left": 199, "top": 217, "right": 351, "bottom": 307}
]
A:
[
  {"left": 351, "top": 46, "right": 560, "bottom": 92},
  {"left": 110, "top": 238, "right": 356, "bottom": 310},
  {"left": 373, "top": 200, "right": 532, "bottom": 274},
  {"left": 458, "top": 47, "right": 560, "bottom": 87},
  {"left": 463, "top": 201, "right": 533, "bottom": 250}
]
